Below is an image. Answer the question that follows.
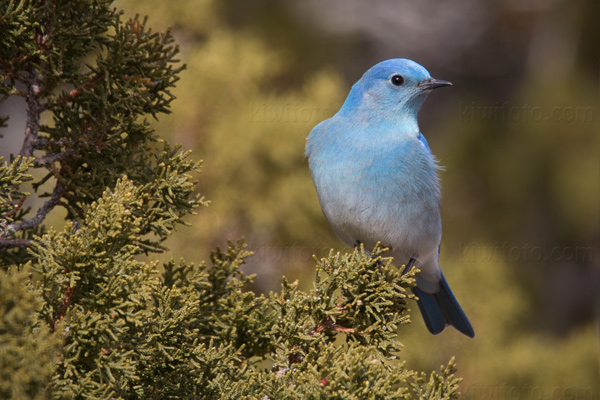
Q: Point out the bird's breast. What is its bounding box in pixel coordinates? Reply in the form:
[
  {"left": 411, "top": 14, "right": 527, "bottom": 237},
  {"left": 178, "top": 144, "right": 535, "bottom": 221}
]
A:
[{"left": 310, "top": 137, "right": 442, "bottom": 255}]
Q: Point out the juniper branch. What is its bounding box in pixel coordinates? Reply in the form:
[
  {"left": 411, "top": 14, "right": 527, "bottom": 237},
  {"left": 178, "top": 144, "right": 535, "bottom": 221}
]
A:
[
  {"left": 33, "top": 149, "right": 77, "bottom": 167},
  {"left": 0, "top": 238, "right": 32, "bottom": 249},
  {"left": 18, "top": 71, "right": 43, "bottom": 159},
  {"left": 0, "top": 182, "right": 64, "bottom": 242},
  {"left": 43, "top": 75, "right": 101, "bottom": 111}
]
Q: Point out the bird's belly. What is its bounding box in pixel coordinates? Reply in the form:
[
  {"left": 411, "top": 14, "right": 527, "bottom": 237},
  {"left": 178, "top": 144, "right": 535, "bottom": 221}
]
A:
[{"left": 319, "top": 173, "right": 441, "bottom": 262}]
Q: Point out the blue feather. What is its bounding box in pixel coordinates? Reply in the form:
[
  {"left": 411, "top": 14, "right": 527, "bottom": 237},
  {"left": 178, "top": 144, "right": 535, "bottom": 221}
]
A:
[{"left": 413, "top": 273, "right": 475, "bottom": 337}]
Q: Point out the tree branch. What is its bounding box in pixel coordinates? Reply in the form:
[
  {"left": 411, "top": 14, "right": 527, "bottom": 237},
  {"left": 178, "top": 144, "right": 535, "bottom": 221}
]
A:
[
  {"left": 18, "top": 71, "right": 43, "bottom": 158},
  {"left": 0, "top": 239, "right": 32, "bottom": 249},
  {"left": 33, "top": 149, "right": 77, "bottom": 167},
  {"left": 0, "top": 182, "right": 64, "bottom": 241},
  {"left": 32, "top": 138, "right": 71, "bottom": 149}
]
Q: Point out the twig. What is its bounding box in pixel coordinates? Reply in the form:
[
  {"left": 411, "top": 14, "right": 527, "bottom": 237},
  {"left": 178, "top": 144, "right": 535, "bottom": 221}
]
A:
[
  {"left": 2, "top": 195, "right": 28, "bottom": 220},
  {"left": 43, "top": 75, "right": 100, "bottom": 111},
  {"left": 0, "top": 182, "right": 64, "bottom": 240},
  {"left": 0, "top": 239, "right": 32, "bottom": 249},
  {"left": 18, "top": 71, "right": 43, "bottom": 158},
  {"left": 310, "top": 316, "right": 355, "bottom": 335},
  {"left": 32, "top": 138, "right": 71, "bottom": 149},
  {"left": 51, "top": 285, "right": 73, "bottom": 333},
  {"left": 33, "top": 149, "right": 76, "bottom": 167}
]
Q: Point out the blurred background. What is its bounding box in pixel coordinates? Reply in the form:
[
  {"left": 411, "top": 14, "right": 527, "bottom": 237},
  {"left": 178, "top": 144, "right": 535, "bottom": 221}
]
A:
[{"left": 3, "top": 0, "right": 599, "bottom": 398}]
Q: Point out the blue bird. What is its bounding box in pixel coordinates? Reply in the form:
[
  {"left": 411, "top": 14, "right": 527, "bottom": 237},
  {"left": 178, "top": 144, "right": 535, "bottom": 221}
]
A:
[{"left": 306, "top": 59, "right": 474, "bottom": 337}]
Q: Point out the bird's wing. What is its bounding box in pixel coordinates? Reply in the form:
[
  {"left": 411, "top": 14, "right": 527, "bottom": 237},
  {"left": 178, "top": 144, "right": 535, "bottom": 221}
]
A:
[{"left": 417, "top": 132, "right": 432, "bottom": 153}]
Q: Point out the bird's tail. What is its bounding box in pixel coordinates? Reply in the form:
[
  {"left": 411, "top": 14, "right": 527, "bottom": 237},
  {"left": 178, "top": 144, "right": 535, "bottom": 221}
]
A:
[{"left": 412, "top": 273, "right": 475, "bottom": 338}]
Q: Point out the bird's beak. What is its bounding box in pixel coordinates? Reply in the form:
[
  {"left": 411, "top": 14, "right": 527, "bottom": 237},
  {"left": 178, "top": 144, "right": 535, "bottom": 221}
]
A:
[{"left": 418, "top": 78, "right": 452, "bottom": 90}]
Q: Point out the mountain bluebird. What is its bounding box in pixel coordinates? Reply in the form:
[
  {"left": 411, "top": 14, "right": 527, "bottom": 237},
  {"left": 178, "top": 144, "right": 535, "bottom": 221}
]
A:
[{"left": 306, "top": 59, "right": 474, "bottom": 337}]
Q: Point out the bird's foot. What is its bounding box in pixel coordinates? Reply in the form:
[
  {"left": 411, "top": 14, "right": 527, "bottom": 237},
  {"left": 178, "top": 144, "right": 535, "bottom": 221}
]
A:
[{"left": 401, "top": 257, "right": 417, "bottom": 276}]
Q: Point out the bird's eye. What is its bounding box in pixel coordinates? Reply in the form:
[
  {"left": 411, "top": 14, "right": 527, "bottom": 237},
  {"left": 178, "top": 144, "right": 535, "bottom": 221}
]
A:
[{"left": 390, "top": 75, "right": 404, "bottom": 86}]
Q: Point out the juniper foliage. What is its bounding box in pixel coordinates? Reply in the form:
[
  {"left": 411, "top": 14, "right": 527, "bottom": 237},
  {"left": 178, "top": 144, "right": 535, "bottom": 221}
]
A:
[
  {"left": 1, "top": 1, "right": 463, "bottom": 398},
  {"left": 0, "top": 0, "right": 200, "bottom": 259}
]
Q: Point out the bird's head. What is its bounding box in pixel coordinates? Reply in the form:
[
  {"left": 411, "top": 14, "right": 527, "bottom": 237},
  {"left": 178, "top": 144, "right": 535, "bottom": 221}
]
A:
[{"left": 339, "top": 59, "right": 451, "bottom": 125}]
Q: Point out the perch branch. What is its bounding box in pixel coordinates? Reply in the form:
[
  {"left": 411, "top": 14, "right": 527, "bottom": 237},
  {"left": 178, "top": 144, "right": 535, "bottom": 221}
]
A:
[{"left": 0, "top": 182, "right": 64, "bottom": 242}]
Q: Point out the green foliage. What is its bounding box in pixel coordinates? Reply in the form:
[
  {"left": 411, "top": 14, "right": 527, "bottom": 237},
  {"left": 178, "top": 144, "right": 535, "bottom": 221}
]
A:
[
  {"left": 0, "top": 266, "right": 60, "bottom": 400},
  {"left": 0, "top": 0, "right": 203, "bottom": 259},
  {"left": 6, "top": 178, "right": 462, "bottom": 397},
  {"left": 0, "top": 156, "right": 34, "bottom": 224},
  {"left": 0, "top": 156, "right": 36, "bottom": 263},
  {"left": 411, "top": 358, "right": 460, "bottom": 400}
]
